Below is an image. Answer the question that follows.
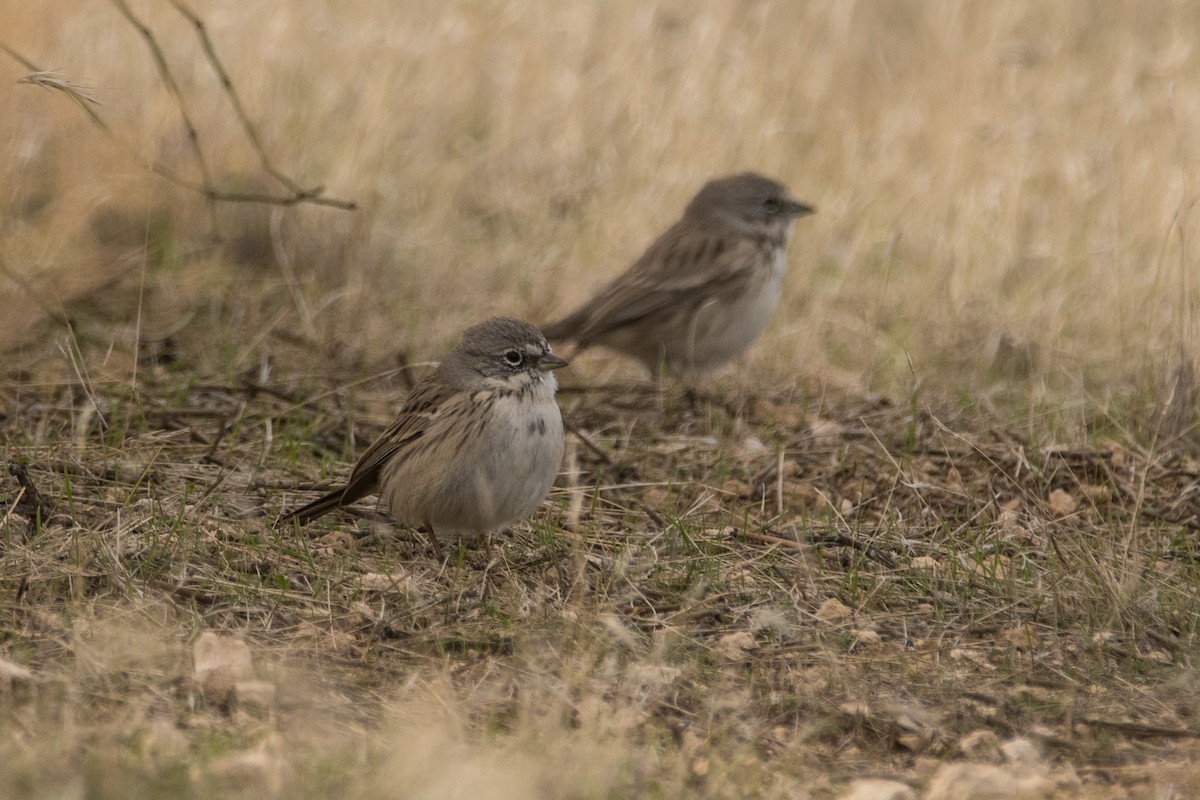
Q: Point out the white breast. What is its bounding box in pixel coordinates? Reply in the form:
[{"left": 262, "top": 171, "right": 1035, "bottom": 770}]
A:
[
  {"left": 674, "top": 247, "right": 786, "bottom": 372},
  {"left": 383, "top": 380, "right": 564, "bottom": 541}
]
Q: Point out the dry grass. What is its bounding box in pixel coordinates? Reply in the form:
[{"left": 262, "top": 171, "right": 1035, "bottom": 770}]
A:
[{"left": 3, "top": 1, "right": 1200, "bottom": 798}]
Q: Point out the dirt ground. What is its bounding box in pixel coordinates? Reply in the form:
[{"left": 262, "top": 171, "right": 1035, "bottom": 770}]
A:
[
  {"left": 4, "top": 314, "right": 1200, "bottom": 797},
  {"left": 4, "top": 2, "right": 1200, "bottom": 797}
]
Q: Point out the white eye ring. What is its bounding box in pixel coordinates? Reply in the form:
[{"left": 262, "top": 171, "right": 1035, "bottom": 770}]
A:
[{"left": 503, "top": 349, "right": 523, "bottom": 366}]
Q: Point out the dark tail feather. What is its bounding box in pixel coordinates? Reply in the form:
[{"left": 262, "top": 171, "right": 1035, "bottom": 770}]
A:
[
  {"left": 277, "top": 488, "right": 349, "bottom": 529},
  {"left": 542, "top": 315, "right": 595, "bottom": 359},
  {"left": 540, "top": 313, "right": 583, "bottom": 344}
]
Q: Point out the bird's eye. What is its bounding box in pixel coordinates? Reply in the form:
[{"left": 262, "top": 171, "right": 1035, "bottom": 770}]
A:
[
  {"left": 503, "top": 349, "right": 524, "bottom": 366},
  {"left": 763, "top": 197, "right": 782, "bottom": 214}
]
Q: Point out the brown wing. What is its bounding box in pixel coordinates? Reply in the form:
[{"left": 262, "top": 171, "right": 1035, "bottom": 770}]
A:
[
  {"left": 277, "top": 373, "right": 458, "bottom": 527},
  {"left": 544, "top": 223, "right": 757, "bottom": 347}
]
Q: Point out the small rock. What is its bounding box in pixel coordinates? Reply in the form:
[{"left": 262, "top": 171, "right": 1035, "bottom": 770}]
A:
[
  {"left": 1050, "top": 765, "right": 1082, "bottom": 793},
  {"left": 958, "top": 729, "right": 1002, "bottom": 763},
  {"left": 995, "top": 504, "right": 1022, "bottom": 532},
  {"left": 839, "top": 777, "right": 915, "bottom": 800},
  {"left": 233, "top": 680, "right": 276, "bottom": 714},
  {"left": 359, "top": 572, "right": 411, "bottom": 592},
  {"left": 642, "top": 487, "right": 670, "bottom": 507},
  {"left": 1077, "top": 483, "right": 1109, "bottom": 502},
  {"left": 784, "top": 480, "right": 824, "bottom": 509},
  {"left": 314, "top": 530, "right": 354, "bottom": 555},
  {"left": 840, "top": 701, "right": 870, "bottom": 717},
  {"left": 807, "top": 418, "right": 844, "bottom": 445},
  {"left": 736, "top": 435, "right": 768, "bottom": 460},
  {"left": 1047, "top": 489, "right": 1076, "bottom": 517},
  {"left": 757, "top": 399, "right": 806, "bottom": 428},
  {"left": 194, "top": 632, "right": 255, "bottom": 703},
  {"left": 999, "top": 737, "right": 1041, "bottom": 770},
  {"left": 1145, "top": 648, "right": 1174, "bottom": 665},
  {"left": 625, "top": 663, "right": 681, "bottom": 689},
  {"left": 816, "top": 597, "right": 853, "bottom": 621},
  {"left": 1000, "top": 624, "right": 1038, "bottom": 650},
  {"left": 200, "top": 733, "right": 290, "bottom": 794},
  {"left": 721, "top": 479, "right": 751, "bottom": 498},
  {"left": 714, "top": 631, "right": 758, "bottom": 661},
  {"left": 352, "top": 602, "right": 377, "bottom": 623},
  {"left": 852, "top": 629, "right": 882, "bottom": 649},
  {"left": 910, "top": 556, "right": 939, "bottom": 572},
  {"left": 925, "top": 763, "right": 1017, "bottom": 800},
  {"left": 925, "top": 761, "right": 1057, "bottom": 800}
]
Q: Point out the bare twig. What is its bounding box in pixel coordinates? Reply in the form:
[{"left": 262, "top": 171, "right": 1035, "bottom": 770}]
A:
[
  {"left": 7, "top": 461, "right": 54, "bottom": 540},
  {"left": 1079, "top": 717, "right": 1200, "bottom": 739},
  {"left": 562, "top": 418, "right": 620, "bottom": 469},
  {"left": 8, "top": 58, "right": 237, "bottom": 202},
  {"left": 734, "top": 528, "right": 808, "bottom": 550},
  {"left": 108, "top": 0, "right": 219, "bottom": 228},
  {"left": 166, "top": 0, "right": 304, "bottom": 197},
  {"left": 2, "top": 3, "right": 356, "bottom": 222},
  {"left": 0, "top": 42, "right": 37, "bottom": 71}
]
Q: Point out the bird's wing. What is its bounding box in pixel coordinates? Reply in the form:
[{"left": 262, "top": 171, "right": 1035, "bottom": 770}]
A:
[
  {"left": 336, "top": 373, "right": 460, "bottom": 501},
  {"left": 279, "top": 373, "right": 461, "bottom": 526},
  {"left": 548, "top": 225, "right": 760, "bottom": 345}
]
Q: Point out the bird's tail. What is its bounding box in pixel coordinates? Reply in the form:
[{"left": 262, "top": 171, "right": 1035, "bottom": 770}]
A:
[
  {"left": 540, "top": 313, "right": 583, "bottom": 345},
  {"left": 276, "top": 488, "right": 348, "bottom": 529},
  {"left": 542, "top": 313, "right": 596, "bottom": 359}
]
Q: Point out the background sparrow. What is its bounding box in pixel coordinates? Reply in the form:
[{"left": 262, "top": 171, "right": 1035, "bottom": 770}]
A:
[
  {"left": 543, "top": 172, "right": 814, "bottom": 376},
  {"left": 279, "top": 317, "right": 568, "bottom": 545}
]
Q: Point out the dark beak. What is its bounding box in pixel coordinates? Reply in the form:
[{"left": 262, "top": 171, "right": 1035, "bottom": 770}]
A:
[
  {"left": 538, "top": 352, "right": 569, "bottom": 371},
  {"left": 786, "top": 198, "right": 815, "bottom": 218}
]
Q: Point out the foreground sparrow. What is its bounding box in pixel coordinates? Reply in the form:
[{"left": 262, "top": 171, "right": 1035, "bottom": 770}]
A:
[
  {"left": 543, "top": 172, "right": 814, "bottom": 376},
  {"left": 278, "top": 317, "right": 568, "bottom": 546}
]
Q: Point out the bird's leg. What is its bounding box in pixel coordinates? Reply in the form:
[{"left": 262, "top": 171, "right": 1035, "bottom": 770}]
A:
[
  {"left": 476, "top": 531, "right": 503, "bottom": 601},
  {"left": 481, "top": 530, "right": 494, "bottom": 560},
  {"left": 420, "top": 524, "right": 445, "bottom": 560}
]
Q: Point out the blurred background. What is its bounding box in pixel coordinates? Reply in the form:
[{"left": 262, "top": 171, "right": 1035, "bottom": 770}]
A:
[{"left": 3, "top": 0, "right": 1198, "bottom": 428}]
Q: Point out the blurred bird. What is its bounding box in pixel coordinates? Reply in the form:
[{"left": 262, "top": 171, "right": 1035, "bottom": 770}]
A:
[
  {"left": 278, "top": 317, "right": 567, "bottom": 549},
  {"left": 543, "top": 172, "right": 814, "bottom": 377}
]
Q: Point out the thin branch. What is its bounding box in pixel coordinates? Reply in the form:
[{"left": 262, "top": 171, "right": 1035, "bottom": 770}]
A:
[
  {"left": 8, "top": 460, "right": 54, "bottom": 541},
  {"left": 0, "top": 41, "right": 38, "bottom": 71},
  {"left": 1079, "top": 717, "right": 1200, "bottom": 739},
  {"left": 205, "top": 188, "right": 354, "bottom": 210},
  {"left": 166, "top": 0, "right": 304, "bottom": 197},
  {"left": 7, "top": 57, "right": 212, "bottom": 195},
  {"left": 562, "top": 418, "right": 620, "bottom": 469},
  {"left": 108, "top": 0, "right": 219, "bottom": 228},
  {"left": 0, "top": 4, "right": 356, "bottom": 216},
  {"left": 7, "top": 57, "right": 205, "bottom": 193}
]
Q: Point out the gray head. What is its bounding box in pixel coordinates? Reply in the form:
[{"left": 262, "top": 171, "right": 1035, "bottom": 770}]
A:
[
  {"left": 441, "top": 316, "right": 568, "bottom": 386},
  {"left": 684, "top": 172, "right": 814, "bottom": 232}
]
